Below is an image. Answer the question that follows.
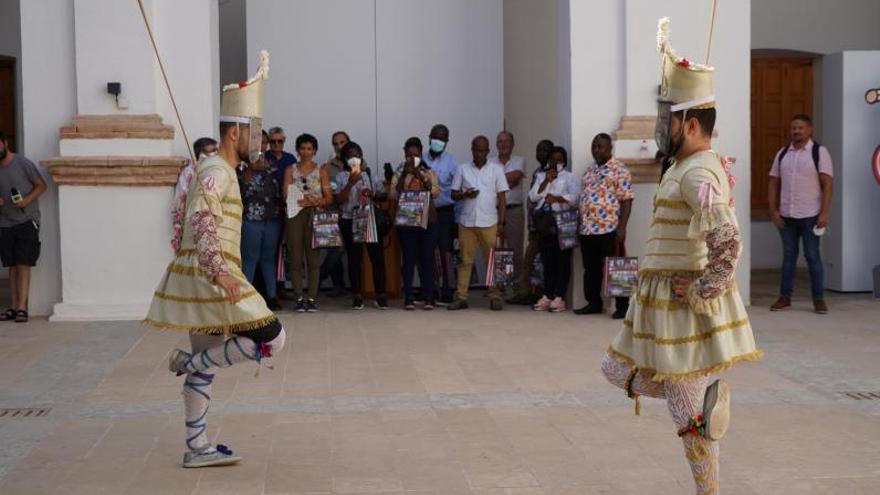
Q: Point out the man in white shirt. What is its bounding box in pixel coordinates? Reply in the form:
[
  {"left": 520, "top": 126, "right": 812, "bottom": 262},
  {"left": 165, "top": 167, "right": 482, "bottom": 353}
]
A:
[
  {"left": 448, "top": 136, "right": 509, "bottom": 311},
  {"left": 495, "top": 131, "right": 526, "bottom": 296}
]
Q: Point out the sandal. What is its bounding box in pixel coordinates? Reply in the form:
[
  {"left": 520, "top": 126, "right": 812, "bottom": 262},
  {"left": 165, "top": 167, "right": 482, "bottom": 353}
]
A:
[
  {"left": 14, "top": 310, "right": 28, "bottom": 323},
  {"left": 0, "top": 309, "right": 15, "bottom": 321}
]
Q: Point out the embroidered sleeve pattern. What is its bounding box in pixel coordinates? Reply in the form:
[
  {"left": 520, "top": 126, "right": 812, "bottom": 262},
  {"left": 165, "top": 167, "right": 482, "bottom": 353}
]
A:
[
  {"left": 190, "top": 209, "right": 228, "bottom": 281},
  {"left": 690, "top": 222, "right": 740, "bottom": 301}
]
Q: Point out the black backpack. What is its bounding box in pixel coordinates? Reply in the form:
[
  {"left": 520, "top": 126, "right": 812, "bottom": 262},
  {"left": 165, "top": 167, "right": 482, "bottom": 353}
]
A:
[{"left": 777, "top": 141, "right": 822, "bottom": 173}]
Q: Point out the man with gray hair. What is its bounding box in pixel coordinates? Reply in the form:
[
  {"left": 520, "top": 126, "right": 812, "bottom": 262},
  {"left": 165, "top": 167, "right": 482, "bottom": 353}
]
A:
[{"left": 494, "top": 130, "right": 525, "bottom": 296}]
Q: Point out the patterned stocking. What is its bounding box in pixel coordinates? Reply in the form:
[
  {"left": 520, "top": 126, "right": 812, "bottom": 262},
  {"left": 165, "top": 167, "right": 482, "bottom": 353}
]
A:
[
  {"left": 601, "top": 353, "right": 666, "bottom": 399},
  {"left": 665, "top": 377, "right": 719, "bottom": 495}
]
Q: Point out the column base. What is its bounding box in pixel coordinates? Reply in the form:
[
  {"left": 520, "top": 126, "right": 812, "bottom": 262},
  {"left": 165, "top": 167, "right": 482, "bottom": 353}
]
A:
[{"left": 50, "top": 301, "right": 149, "bottom": 322}]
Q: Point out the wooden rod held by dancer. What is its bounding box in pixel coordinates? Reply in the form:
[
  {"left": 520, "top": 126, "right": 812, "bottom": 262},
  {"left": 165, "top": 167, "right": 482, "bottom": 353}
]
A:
[{"left": 705, "top": 0, "right": 719, "bottom": 65}]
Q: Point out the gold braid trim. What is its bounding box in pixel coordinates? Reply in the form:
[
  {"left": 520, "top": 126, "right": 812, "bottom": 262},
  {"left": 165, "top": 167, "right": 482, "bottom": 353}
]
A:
[
  {"left": 633, "top": 284, "right": 737, "bottom": 311},
  {"left": 143, "top": 314, "right": 279, "bottom": 335},
  {"left": 176, "top": 249, "right": 243, "bottom": 268},
  {"left": 638, "top": 269, "right": 702, "bottom": 278},
  {"left": 221, "top": 198, "right": 243, "bottom": 207},
  {"left": 654, "top": 198, "right": 689, "bottom": 210},
  {"left": 222, "top": 210, "right": 242, "bottom": 221},
  {"left": 152, "top": 290, "right": 258, "bottom": 304},
  {"left": 646, "top": 236, "right": 690, "bottom": 243},
  {"left": 631, "top": 318, "right": 751, "bottom": 345},
  {"left": 167, "top": 263, "right": 199, "bottom": 276},
  {"left": 651, "top": 217, "right": 691, "bottom": 226},
  {"left": 606, "top": 346, "right": 764, "bottom": 383}
]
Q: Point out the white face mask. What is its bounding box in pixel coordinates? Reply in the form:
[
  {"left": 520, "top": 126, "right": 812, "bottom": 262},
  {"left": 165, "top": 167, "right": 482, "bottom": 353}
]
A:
[
  {"left": 412, "top": 157, "right": 421, "bottom": 167},
  {"left": 347, "top": 157, "right": 362, "bottom": 168},
  {"left": 556, "top": 162, "right": 565, "bottom": 173}
]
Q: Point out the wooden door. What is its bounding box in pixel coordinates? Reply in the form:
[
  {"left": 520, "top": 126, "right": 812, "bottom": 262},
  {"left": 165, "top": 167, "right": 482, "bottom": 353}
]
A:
[
  {"left": 0, "top": 60, "right": 15, "bottom": 152},
  {"left": 751, "top": 57, "right": 813, "bottom": 217}
]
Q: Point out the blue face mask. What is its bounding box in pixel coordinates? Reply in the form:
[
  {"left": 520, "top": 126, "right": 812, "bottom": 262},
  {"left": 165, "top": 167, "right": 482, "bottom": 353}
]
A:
[{"left": 429, "top": 139, "right": 446, "bottom": 154}]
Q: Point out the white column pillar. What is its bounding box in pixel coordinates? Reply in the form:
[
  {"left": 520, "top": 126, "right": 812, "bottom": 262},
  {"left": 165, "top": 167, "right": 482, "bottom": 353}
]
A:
[{"left": 44, "top": 0, "right": 216, "bottom": 321}]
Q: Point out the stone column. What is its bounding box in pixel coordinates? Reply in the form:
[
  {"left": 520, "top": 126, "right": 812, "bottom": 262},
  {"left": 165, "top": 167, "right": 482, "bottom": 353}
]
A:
[
  {"left": 44, "top": 116, "right": 185, "bottom": 321},
  {"left": 41, "top": 0, "right": 216, "bottom": 321}
]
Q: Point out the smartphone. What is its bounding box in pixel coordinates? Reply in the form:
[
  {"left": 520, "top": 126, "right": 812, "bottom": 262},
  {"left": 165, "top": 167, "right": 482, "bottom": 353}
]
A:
[{"left": 10, "top": 187, "right": 22, "bottom": 205}]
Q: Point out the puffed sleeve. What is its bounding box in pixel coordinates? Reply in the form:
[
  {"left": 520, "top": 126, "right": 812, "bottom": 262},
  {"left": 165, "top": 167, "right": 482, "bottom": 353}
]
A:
[
  {"left": 681, "top": 166, "right": 741, "bottom": 315},
  {"left": 187, "top": 163, "right": 232, "bottom": 281}
]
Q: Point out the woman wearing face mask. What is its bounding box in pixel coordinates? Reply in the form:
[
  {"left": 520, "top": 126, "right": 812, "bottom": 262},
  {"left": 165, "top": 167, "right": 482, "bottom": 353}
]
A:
[
  {"left": 529, "top": 146, "right": 581, "bottom": 313},
  {"left": 238, "top": 130, "right": 283, "bottom": 310},
  {"left": 334, "top": 142, "right": 389, "bottom": 310},
  {"left": 282, "top": 133, "right": 333, "bottom": 313},
  {"left": 391, "top": 137, "right": 441, "bottom": 310}
]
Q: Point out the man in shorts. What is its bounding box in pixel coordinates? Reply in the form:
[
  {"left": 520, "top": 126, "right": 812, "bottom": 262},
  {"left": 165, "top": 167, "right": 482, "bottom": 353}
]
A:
[{"left": 0, "top": 132, "right": 47, "bottom": 323}]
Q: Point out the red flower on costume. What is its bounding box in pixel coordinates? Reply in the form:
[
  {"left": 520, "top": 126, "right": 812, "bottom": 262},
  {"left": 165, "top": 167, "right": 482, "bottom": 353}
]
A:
[{"left": 677, "top": 58, "right": 691, "bottom": 68}]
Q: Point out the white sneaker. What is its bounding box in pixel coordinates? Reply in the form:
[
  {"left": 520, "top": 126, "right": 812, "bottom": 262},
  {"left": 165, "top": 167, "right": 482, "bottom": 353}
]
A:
[
  {"left": 182, "top": 444, "right": 242, "bottom": 468},
  {"left": 702, "top": 379, "right": 731, "bottom": 441},
  {"left": 532, "top": 296, "right": 551, "bottom": 311},
  {"left": 549, "top": 297, "right": 566, "bottom": 313},
  {"left": 168, "top": 349, "right": 191, "bottom": 376}
]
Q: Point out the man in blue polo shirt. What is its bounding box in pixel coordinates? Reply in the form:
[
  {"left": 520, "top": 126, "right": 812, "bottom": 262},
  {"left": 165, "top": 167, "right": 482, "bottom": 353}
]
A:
[{"left": 423, "top": 124, "right": 458, "bottom": 304}]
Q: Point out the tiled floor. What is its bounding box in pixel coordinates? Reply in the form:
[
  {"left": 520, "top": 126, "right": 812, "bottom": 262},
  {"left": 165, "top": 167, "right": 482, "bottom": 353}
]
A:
[{"left": 0, "top": 271, "right": 878, "bottom": 494}]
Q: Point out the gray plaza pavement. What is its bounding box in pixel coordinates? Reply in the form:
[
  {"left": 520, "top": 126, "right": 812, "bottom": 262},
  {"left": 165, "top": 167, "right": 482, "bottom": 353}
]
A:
[{"left": 0, "top": 271, "right": 878, "bottom": 494}]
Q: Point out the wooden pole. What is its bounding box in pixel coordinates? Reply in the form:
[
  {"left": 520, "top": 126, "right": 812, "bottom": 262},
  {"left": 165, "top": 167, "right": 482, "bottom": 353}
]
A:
[{"left": 705, "top": 0, "right": 719, "bottom": 65}]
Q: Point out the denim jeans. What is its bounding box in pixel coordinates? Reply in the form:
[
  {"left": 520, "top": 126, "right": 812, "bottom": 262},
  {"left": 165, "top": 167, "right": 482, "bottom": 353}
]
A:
[
  {"left": 779, "top": 215, "right": 824, "bottom": 300},
  {"left": 241, "top": 219, "right": 282, "bottom": 299}
]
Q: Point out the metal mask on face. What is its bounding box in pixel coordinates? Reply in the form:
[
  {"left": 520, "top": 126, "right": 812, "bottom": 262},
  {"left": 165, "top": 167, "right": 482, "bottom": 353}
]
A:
[
  {"left": 655, "top": 102, "right": 684, "bottom": 158},
  {"left": 247, "top": 117, "right": 263, "bottom": 165}
]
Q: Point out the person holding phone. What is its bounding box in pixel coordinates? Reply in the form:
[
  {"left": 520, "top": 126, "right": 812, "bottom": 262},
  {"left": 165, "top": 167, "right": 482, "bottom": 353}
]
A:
[
  {"left": 529, "top": 146, "right": 580, "bottom": 313},
  {"left": 448, "top": 136, "right": 509, "bottom": 311},
  {"left": 391, "top": 137, "right": 441, "bottom": 310},
  {"left": 0, "top": 132, "right": 47, "bottom": 323},
  {"left": 334, "top": 141, "right": 389, "bottom": 310}
]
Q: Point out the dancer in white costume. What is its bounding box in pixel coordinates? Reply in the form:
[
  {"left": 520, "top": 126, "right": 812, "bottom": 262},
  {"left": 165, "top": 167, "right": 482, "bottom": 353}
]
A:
[
  {"left": 144, "top": 52, "right": 286, "bottom": 468},
  {"left": 601, "top": 18, "right": 762, "bottom": 494}
]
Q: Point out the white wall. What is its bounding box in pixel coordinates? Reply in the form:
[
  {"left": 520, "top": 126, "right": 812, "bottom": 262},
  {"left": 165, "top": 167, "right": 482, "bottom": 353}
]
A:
[
  {"left": 54, "top": 187, "right": 173, "bottom": 319},
  {"left": 247, "top": 0, "right": 504, "bottom": 168},
  {"left": 752, "top": 0, "right": 880, "bottom": 54},
  {"left": 153, "top": 0, "right": 219, "bottom": 157},
  {"left": 822, "top": 51, "right": 880, "bottom": 292},
  {"left": 18, "top": 0, "right": 77, "bottom": 315},
  {"left": 73, "top": 0, "right": 159, "bottom": 116},
  {"left": 375, "top": 0, "right": 504, "bottom": 167}
]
